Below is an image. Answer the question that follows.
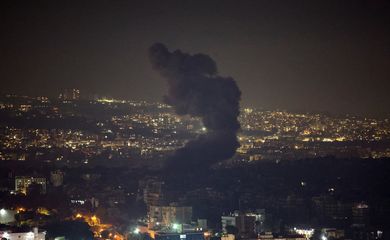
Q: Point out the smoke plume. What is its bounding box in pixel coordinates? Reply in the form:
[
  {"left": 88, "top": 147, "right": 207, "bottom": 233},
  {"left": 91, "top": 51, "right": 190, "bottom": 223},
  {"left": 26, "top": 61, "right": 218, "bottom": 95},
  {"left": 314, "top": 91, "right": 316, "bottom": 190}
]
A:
[{"left": 149, "top": 43, "right": 241, "bottom": 170}]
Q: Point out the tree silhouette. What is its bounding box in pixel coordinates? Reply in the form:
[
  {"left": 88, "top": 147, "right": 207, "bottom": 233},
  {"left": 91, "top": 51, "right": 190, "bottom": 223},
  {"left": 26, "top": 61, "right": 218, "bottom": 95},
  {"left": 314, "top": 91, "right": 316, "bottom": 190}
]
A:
[{"left": 45, "top": 220, "right": 94, "bottom": 240}]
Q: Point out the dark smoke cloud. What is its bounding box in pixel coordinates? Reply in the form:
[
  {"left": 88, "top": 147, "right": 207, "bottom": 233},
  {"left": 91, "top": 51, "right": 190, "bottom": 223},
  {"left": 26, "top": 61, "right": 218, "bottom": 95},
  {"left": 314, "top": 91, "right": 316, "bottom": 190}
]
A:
[{"left": 149, "top": 43, "right": 241, "bottom": 170}]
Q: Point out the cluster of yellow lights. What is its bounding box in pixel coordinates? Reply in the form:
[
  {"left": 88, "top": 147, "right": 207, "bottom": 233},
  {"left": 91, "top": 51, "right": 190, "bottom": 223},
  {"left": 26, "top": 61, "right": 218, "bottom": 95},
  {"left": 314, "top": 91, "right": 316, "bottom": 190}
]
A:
[
  {"left": 36, "top": 207, "right": 50, "bottom": 216},
  {"left": 16, "top": 207, "right": 26, "bottom": 213},
  {"left": 302, "top": 137, "right": 346, "bottom": 142},
  {"left": 97, "top": 98, "right": 115, "bottom": 103},
  {"left": 243, "top": 108, "right": 253, "bottom": 114}
]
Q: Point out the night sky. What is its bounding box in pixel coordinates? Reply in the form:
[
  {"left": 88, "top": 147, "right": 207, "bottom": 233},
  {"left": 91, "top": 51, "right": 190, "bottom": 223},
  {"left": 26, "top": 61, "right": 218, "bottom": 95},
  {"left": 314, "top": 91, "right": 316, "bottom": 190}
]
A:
[{"left": 1, "top": 1, "right": 389, "bottom": 116}]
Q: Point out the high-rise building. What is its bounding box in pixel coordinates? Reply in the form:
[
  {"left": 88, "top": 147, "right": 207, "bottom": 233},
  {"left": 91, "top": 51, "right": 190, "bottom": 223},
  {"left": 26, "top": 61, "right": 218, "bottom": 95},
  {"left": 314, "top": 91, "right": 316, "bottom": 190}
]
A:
[
  {"left": 352, "top": 203, "right": 370, "bottom": 227},
  {"left": 148, "top": 203, "right": 193, "bottom": 229},
  {"left": 139, "top": 178, "right": 165, "bottom": 209},
  {"left": 15, "top": 176, "right": 46, "bottom": 195},
  {"left": 221, "top": 211, "right": 257, "bottom": 238}
]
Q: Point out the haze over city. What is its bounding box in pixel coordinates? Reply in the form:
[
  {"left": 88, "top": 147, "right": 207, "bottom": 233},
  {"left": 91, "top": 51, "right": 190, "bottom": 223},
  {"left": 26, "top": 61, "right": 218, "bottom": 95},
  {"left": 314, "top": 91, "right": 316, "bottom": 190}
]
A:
[{"left": 1, "top": 1, "right": 390, "bottom": 116}]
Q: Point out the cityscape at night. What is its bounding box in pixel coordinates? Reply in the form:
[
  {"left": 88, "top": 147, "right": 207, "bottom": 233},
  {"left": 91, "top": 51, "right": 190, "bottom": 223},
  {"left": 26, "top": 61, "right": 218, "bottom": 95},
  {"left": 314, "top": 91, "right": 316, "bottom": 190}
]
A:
[{"left": 1, "top": 1, "right": 390, "bottom": 240}]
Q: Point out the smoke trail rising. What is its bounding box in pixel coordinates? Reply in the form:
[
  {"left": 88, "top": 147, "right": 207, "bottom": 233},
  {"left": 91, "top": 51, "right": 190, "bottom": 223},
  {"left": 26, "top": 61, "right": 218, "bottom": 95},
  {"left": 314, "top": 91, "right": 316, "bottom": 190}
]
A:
[{"left": 149, "top": 43, "right": 241, "bottom": 170}]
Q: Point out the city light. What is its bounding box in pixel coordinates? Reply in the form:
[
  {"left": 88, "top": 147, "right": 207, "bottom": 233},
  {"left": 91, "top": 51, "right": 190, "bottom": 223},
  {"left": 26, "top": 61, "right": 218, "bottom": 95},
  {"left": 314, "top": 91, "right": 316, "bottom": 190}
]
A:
[
  {"left": 2, "top": 232, "right": 9, "bottom": 239},
  {"left": 17, "top": 207, "right": 26, "bottom": 213},
  {"left": 26, "top": 231, "right": 35, "bottom": 240},
  {"left": 1, "top": 1, "right": 390, "bottom": 239},
  {"left": 292, "top": 228, "right": 314, "bottom": 239},
  {"left": 0, "top": 209, "right": 6, "bottom": 216},
  {"left": 172, "top": 223, "right": 180, "bottom": 230}
]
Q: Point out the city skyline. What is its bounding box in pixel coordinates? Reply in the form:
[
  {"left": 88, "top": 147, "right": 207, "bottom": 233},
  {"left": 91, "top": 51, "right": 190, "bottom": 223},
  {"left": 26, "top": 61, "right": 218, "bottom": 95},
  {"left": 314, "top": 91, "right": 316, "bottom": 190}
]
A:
[{"left": 1, "top": 92, "right": 389, "bottom": 239}]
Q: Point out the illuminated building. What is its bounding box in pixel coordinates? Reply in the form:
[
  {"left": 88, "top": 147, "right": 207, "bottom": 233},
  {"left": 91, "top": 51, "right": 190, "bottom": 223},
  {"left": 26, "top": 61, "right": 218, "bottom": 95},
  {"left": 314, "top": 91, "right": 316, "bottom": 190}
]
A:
[
  {"left": 19, "top": 104, "right": 32, "bottom": 112},
  {"left": 15, "top": 176, "right": 46, "bottom": 195},
  {"left": 155, "top": 232, "right": 205, "bottom": 240},
  {"left": 0, "top": 209, "right": 16, "bottom": 224},
  {"left": 257, "top": 232, "right": 306, "bottom": 240},
  {"left": 320, "top": 228, "right": 345, "bottom": 240},
  {"left": 197, "top": 219, "right": 208, "bottom": 231},
  {"left": 139, "top": 178, "right": 165, "bottom": 209},
  {"left": 148, "top": 203, "right": 193, "bottom": 229},
  {"left": 0, "top": 227, "right": 45, "bottom": 240},
  {"left": 352, "top": 203, "right": 370, "bottom": 228},
  {"left": 221, "top": 212, "right": 257, "bottom": 238},
  {"left": 291, "top": 228, "right": 314, "bottom": 239}
]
